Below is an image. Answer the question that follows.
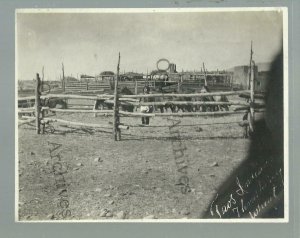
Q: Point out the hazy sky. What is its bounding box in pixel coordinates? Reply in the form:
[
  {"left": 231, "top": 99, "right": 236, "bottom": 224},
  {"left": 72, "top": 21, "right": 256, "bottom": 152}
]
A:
[{"left": 17, "top": 10, "right": 283, "bottom": 80}]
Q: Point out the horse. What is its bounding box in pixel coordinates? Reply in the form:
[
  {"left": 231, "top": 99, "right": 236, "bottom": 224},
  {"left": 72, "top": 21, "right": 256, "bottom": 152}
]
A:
[
  {"left": 94, "top": 87, "right": 135, "bottom": 112},
  {"left": 175, "top": 96, "right": 193, "bottom": 112},
  {"left": 214, "top": 95, "right": 230, "bottom": 111},
  {"left": 195, "top": 86, "right": 229, "bottom": 112},
  {"left": 119, "top": 87, "right": 135, "bottom": 112},
  {"left": 154, "top": 95, "right": 177, "bottom": 113},
  {"left": 43, "top": 97, "right": 67, "bottom": 109},
  {"left": 191, "top": 86, "right": 215, "bottom": 112}
]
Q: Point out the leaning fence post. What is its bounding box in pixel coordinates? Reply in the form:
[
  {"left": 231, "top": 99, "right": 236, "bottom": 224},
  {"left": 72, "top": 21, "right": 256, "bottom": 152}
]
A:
[
  {"left": 113, "top": 53, "right": 121, "bottom": 141},
  {"left": 35, "top": 73, "right": 41, "bottom": 134},
  {"left": 135, "top": 80, "right": 138, "bottom": 95},
  {"left": 249, "top": 61, "right": 255, "bottom": 133},
  {"left": 62, "top": 62, "right": 65, "bottom": 92}
]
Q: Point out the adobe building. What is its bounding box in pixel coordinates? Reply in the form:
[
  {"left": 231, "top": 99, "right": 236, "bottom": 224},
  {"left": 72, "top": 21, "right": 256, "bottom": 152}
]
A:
[
  {"left": 232, "top": 65, "right": 259, "bottom": 90},
  {"left": 256, "top": 71, "right": 269, "bottom": 93}
]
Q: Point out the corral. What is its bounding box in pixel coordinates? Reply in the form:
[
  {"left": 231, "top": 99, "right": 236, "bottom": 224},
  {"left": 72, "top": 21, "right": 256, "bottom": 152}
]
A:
[{"left": 17, "top": 57, "right": 267, "bottom": 220}]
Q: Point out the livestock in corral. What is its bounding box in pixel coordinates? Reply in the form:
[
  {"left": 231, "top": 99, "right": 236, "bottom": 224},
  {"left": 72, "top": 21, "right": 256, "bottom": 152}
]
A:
[
  {"left": 120, "top": 87, "right": 135, "bottom": 112},
  {"left": 18, "top": 97, "right": 68, "bottom": 118},
  {"left": 18, "top": 99, "right": 35, "bottom": 108},
  {"left": 193, "top": 86, "right": 230, "bottom": 112},
  {"left": 191, "top": 87, "right": 215, "bottom": 112},
  {"left": 94, "top": 87, "right": 135, "bottom": 112},
  {"left": 153, "top": 95, "right": 194, "bottom": 113},
  {"left": 43, "top": 97, "right": 68, "bottom": 109},
  {"left": 94, "top": 98, "right": 113, "bottom": 110},
  {"left": 175, "top": 96, "right": 194, "bottom": 113},
  {"left": 18, "top": 97, "right": 67, "bottom": 109},
  {"left": 154, "top": 93, "right": 177, "bottom": 113},
  {"left": 214, "top": 95, "right": 230, "bottom": 111},
  {"left": 153, "top": 96, "right": 166, "bottom": 113}
]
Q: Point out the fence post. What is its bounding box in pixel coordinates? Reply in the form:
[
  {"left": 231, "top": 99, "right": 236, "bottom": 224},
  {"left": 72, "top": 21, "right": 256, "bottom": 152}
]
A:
[
  {"left": 203, "top": 62, "right": 207, "bottom": 86},
  {"left": 135, "top": 80, "right": 138, "bottom": 95},
  {"left": 249, "top": 61, "right": 255, "bottom": 133},
  {"left": 247, "top": 41, "right": 255, "bottom": 134},
  {"left": 113, "top": 53, "right": 121, "bottom": 141},
  {"left": 93, "top": 100, "right": 98, "bottom": 118},
  {"left": 35, "top": 73, "right": 41, "bottom": 134},
  {"left": 177, "top": 81, "right": 181, "bottom": 93},
  {"left": 62, "top": 63, "right": 65, "bottom": 92}
]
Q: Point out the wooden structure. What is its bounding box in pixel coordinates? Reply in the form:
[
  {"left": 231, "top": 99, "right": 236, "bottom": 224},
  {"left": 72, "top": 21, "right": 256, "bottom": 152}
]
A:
[
  {"left": 18, "top": 48, "right": 259, "bottom": 140},
  {"left": 18, "top": 81, "right": 260, "bottom": 140},
  {"left": 35, "top": 73, "right": 41, "bottom": 134},
  {"left": 113, "top": 53, "right": 121, "bottom": 141},
  {"left": 64, "top": 81, "right": 111, "bottom": 93}
]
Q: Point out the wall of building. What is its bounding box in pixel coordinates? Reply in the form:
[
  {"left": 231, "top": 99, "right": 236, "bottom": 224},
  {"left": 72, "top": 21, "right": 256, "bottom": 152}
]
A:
[
  {"left": 256, "top": 71, "right": 269, "bottom": 92},
  {"left": 232, "top": 65, "right": 258, "bottom": 90}
]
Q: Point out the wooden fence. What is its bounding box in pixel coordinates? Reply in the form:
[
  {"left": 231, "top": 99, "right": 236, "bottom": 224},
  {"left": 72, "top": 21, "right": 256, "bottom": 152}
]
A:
[
  {"left": 64, "top": 81, "right": 111, "bottom": 93},
  {"left": 64, "top": 79, "right": 231, "bottom": 94},
  {"left": 18, "top": 63, "right": 260, "bottom": 141}
]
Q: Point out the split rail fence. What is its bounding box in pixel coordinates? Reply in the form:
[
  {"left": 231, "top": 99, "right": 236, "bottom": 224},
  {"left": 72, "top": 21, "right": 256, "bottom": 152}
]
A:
[
  {"left": 18, "top": 64, "right": 260, "bottom": 141},
  {"left": 18, "top": 55, "right": 261, "bottom": 141}
]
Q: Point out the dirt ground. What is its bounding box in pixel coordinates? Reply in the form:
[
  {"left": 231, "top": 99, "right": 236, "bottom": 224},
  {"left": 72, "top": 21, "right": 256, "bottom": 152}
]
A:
[{"left": 18, "top": 110, "right": 253, "bottom": 220}]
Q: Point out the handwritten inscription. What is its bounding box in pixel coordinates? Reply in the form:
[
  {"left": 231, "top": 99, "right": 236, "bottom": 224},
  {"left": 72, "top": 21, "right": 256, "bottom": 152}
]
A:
[{"left": 209, "top": 159, "right": 284, "bottom": 219}]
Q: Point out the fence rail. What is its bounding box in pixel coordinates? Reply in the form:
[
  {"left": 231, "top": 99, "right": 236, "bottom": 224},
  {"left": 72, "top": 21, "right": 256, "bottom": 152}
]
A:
[{"left": 19, "top": 64, "right": 258, "bottom": 141}]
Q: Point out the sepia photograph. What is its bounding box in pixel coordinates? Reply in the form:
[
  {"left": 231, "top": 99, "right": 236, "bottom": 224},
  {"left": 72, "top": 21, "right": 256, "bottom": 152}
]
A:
[{"left": 16, "top": 8, "right": 288, "bottom": 222}]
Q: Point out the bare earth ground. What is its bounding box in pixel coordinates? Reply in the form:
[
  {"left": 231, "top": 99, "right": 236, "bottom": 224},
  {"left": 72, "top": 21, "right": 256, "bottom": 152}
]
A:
[{"left": 18, "top": 110, "right": 252, "bottom": 220}]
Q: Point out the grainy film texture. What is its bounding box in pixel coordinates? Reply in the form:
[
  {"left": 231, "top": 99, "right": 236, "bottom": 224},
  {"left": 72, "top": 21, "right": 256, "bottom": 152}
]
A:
[{"left": 16, "top": 9, "right": 286, "bottom": 221}]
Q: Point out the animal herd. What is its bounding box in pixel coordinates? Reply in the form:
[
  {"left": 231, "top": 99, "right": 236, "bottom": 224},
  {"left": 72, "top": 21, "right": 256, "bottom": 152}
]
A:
[
  {"left": 95, "top": 86, "right": 230, "bottom": 113},
  {"left": 154, "top": 86, "right": 229, "bottom": 113},
  {"left": 18, "top": 86, "right": 230, "bottom": 115}
]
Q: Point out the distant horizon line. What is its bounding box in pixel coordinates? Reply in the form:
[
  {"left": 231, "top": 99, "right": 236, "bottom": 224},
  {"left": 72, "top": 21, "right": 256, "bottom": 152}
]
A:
[{"left": 17, "top": 61, "right": 272, "bottom": 81}]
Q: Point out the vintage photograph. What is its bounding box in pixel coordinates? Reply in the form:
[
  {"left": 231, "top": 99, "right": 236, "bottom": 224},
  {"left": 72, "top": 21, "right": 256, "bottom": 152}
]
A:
[{"left": 16, "top": 8, "right": 287, "bottom": 221}]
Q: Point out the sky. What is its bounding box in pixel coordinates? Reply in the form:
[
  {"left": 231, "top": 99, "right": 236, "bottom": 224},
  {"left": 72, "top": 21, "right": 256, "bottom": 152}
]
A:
[{"left": 17, "top": 10, "right": 283, "bottom": 81}]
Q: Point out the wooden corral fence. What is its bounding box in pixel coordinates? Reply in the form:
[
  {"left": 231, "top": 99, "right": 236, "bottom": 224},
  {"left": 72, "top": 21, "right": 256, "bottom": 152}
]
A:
[
  {"left": 64, "top": 81, "right": 111, "bottom": 93},
  {"left": 64, "top": 80, "right": 155, "bottom": 95},
  {"left": 118, "top": 81, "right": 154, "bottom": 94},
  {"left": 159, "top": 80, "right": 232, "bottom": 93},
  {"left": 64, "top": 79, "right": 231, "bottom": 95},
  {"left": 18, "top": 61, "right": 261, "bottom": 141}
]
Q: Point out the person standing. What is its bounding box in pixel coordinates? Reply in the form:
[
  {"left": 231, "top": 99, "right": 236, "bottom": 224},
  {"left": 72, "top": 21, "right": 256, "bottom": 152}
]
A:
[{"left": 140, "top": 85, "right": 153, "bottom": 125}]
